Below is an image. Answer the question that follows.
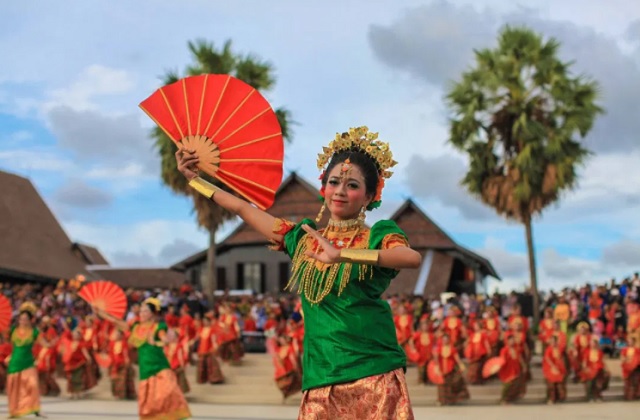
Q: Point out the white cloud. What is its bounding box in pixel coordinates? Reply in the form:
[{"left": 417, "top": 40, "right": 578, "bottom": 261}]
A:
[
  {"left": 64, "top": 219, "right": 209, "bottom": 267},
  {"left": 602, "top": 240, "right": 640, "bottom": 267},
  {"left": 0, "top": 149, "right": 71, "bottom": 172},
  {"left": 52, "top": 178, "right": 113, "bottom": 209},
  {"left": 64, "top": 217, "right": 241, "bottom": 268},
  {"left": 44, "top": 65, "right": 135, "bottom": 113}
]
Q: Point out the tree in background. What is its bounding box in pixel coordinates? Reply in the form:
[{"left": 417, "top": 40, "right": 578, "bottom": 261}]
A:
[
  {"left": 152, "top": 39, "right": 294, "bottom": 299},
  {"left": 445, "top": 26, "right": 603, "bottom": 324}
]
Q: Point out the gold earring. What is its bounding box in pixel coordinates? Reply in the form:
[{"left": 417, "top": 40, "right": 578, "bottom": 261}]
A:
[
  {"left": 357, "top": 205, "right": 366, "bottom": 225},
  {"left": 315, "top": 202, "right": 326, "bottom": 223}
]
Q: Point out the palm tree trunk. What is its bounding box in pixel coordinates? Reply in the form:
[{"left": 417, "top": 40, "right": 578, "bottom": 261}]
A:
[
  {"left": 524, "top": 217, "right": 540, "bottom": 327},
  {"left": 203, "top": 224, "right": 217, "bottom": 303}
]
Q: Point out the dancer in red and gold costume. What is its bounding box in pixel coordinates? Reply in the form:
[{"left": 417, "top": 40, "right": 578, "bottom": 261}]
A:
[
  {"left": 538, "top": 308, "right": 555, "bottom": 354},
  {"left": 109, "top": 329, "right": 136, "bottom": 400},
  {"left": 498, "top": 334, "right": 527, "bottom": 404},
  {"left": 542, "top": 334, "right": 567, "bottom": 404},
  {"left": 411, "top": 316, "right": 434, "bottom": 385},
  {"left": 5, "top": 302, "right": 44, "bottom": 418},
  {"left": 216, "top": 304, "right": 243, "bottom": 365},
  {"left": 464, "top": 321, "right": 491, "bottom": 385},
  {"left": 628, "top": 303, "right": 640, "bottom": 345},
  {"left": 571, "top": 322, "right": 592, "bottom": 382},
  {"left": 95, "top": 298, "right": 191, "bottom": 420},
  {"left": 196, "top": 315, "right": 224, "bottom": 384},
  {"left": 394, "top": 304, "right": 414, "bottom": 357},
  {"left": 62, "top": 328, "right": 95, "bottom": 399},
  {"left": 621, "top": 336, "right": 640, "bottom": 401},
  {"left": 176, "top": 126, "right": 421, "bottom": 419},
  {"left": 164, "top": 329, "right": 190, "bottom": 394},
  {"left": 82, "top": 315, "right": 102, "bottom": 387},
  {"left": 0, "top": 332, "right": 11, "bottom": 394},
  {"left": 442, "top": 307, "right": 465, "bottom": 355},
  {"left": 33, "top": 329, "right": 60, "bottom": 397},
  {"left": 272, "top": 334, "right": 302, "bottom": 401},
  {"left": 580, "top": 337, "right": 609, "bottom": 402},
  {"left": 483, "top": 307, "right": 501, "bottom": 357},
  {"left": 433, "top": 333, "right": 469, "bottom": 406}
]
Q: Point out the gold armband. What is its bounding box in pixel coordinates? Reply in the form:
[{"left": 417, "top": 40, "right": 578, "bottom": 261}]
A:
[
  {"left": 340, "top": 249, "right": 379, "bottom": 265},
  {"left": 188, "top": 177, "right": 217, "bottom": 200}
]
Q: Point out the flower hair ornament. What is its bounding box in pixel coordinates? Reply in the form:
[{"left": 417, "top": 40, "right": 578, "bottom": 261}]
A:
[{"left": 317, "top": 126, "right": 397, "bottom": 211}]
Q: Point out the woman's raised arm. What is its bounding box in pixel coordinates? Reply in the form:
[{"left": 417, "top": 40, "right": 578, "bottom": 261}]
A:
[{"left": 176, "top": 149, "right": 283, "bottom": 245}]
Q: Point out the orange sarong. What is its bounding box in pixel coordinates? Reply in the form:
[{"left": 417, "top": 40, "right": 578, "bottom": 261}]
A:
[
  {"left": 138, "top": 369, "right": 191, "bottom": 420},
  {"left": 7, "top": 367, "right": 40, "bottom": 418},
  {"left": 298, "top": 368, "right": 414, "bottom": 420}
]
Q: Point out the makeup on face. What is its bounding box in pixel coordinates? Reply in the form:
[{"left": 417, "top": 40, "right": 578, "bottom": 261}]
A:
[{"left": 324, "top": 163, "right": 368, "bottom": 220}]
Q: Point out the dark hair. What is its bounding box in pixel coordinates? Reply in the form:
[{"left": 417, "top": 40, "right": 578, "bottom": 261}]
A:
[
  {"left": 19, "top": 311, "right": 34, "bottom": 320},
  {"left": 145, "top": 302, "right": 159, "bottom": 315},
  {"left": 321, "top": 150, "right": 379, "bottom": 198}
]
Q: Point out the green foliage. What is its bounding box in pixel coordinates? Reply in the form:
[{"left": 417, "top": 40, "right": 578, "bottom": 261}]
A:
[{"left": 446, "top": 25, "right": 603, "bottom": 223}]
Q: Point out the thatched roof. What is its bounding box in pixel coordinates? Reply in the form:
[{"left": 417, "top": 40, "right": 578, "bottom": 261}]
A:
[{"left": 0, "top": 170, "right": 96, "bottom": 281}]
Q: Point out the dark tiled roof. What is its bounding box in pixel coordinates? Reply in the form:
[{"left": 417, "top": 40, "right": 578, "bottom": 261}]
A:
[
  {"left": 390, "top": 199, "right": 499, "bottom": 279},
  {"left": 72, "top": 243, "right": 109, "bottom": 265},
  {"left": 0, "top": 170, "right": 92, "bottom": 281},
  {"left": 89, "top": 267, "right": 186, "bottom": 289}
]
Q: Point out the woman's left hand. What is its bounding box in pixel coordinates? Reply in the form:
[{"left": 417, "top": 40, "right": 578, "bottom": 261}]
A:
[{"left": 301, "top": 225, "right": 342, "bottom": 265}]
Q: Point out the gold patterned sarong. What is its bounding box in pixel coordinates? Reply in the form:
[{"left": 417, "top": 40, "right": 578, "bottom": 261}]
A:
[
  {"left": 298, "top": 368, "right": 413, "bottom": 420},
  {"left": 138, "top": 369, "right": 191, "bottom": 420},
  {"left": 7, "top": 367, "right": 40, "bottom": 418}
]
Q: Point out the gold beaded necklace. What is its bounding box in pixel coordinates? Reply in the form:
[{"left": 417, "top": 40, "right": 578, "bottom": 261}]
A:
[{"left": 285, "top": 219, "right": 373, "bottom": 304}]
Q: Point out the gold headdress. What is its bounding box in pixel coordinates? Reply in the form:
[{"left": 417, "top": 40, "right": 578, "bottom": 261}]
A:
[
  {"left": 19, "top": 302, "right": 37, "bottom": 316},
  {"left": 143, "top": 298, "right": 161, "bottom": 313},
  {"left": 317, "top": 126, "right": 397, "bottom": 210}
]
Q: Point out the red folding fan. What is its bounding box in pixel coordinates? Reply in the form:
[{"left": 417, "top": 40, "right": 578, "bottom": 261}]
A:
[
  {"left": 0, "top": 295, "right": 11, "bottom": 332},
  {"left": 482, "top": 356, "right": 505, "bottom": 378},
  {"left": 426, "top": 360, "right": 444, "bottom": 385},
  {"left": 78, "top": 281, "right": 127, "bottom": 320},
  {"left": 95, "top": 352, "right": 112, "bottom": 368},
  {"left": 139, "top": 74, "right": 284, "bottom": 210}
]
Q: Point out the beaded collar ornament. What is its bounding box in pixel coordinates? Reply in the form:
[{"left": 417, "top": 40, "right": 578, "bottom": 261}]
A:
[{"left": 317, "top": 126, "right": 397, "bottom": 210}]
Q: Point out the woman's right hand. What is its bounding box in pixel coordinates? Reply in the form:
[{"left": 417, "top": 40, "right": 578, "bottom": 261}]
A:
[{"left": 175, "top": 148, "right": 200, "bottom": 181}]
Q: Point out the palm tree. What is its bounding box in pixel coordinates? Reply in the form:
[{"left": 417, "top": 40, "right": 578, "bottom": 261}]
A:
[
  {"left": 445, "top": 26, "right": 603, "bottom": 325},
  {"left": 152, "top": 39, "right": 294, "bottom": 300}
]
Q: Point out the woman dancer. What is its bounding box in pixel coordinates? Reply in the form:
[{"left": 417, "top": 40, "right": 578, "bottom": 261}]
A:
[
  {"left": 5, "top": 302, "right": 44, "bottom": 418},
  {"left": 498, "top": 334, "right": 527, "bottom": 404},
  {"left": 581, "top": 338, "right": 609, "bottom": 402},
  {"left": 542, "top": 334, "right": 567, "bottom": 404},
  {"left": 195, "top": 316, "right": 224, "bottom": 385},
  {"left": 62, "top": 328, "right": 94, "bottom": 399},
  {"left": 176, "top": 126, "right": 421, "bottom": 419},
  {"left": 464, "top": 321, "right": 491, "bottom": 385},
  {"left": 433, "top": 333, "right": 469, "bottom": 406},
  {"left": 621, "top": 336, "right": 640, "bottom": 401},
  {"left": 95, "top": 298, "right": 191, "bottom": 420},
  {"left": 164, "top": 329, "right": 190, "bottom": 395},
  {"left": 108, "top": 329, "right": 136, "bottom": 400}
]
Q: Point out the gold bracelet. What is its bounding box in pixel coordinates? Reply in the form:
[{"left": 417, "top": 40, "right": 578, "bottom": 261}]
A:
[
  {"left": 188, "top": 177, "right": 217, "bottom": 200},
  {"left": 340, "top": 249, "right": 379, "bottom": 265}
]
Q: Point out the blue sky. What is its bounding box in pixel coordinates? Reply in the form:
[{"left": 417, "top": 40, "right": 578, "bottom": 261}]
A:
[{"left": 1, "top": 0, "right": 639, "bottom": 292}]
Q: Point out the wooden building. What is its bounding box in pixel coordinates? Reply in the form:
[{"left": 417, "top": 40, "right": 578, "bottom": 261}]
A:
[
  {"left": 172, "top": 172, "right": 499, "bottom": 297},
  {"left": 0, "top": 169, "right": 186, "bottom": 289}
]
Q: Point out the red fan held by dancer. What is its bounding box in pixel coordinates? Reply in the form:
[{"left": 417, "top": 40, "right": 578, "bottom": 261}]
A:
[
  {"left": 427, "top": 360, "right": 445, "bottom": 385},
  {"left": 0, "top": 294, "right": 11, "bottom": 332},
  {"left": 482, "top": 356, "right": 506, "bottom": 379},
  {"left": 78, "top": 280, "right": 127, "bottom": 320},
  {"left": 139, "top": 74, "right": 284, "bottom": 210}
]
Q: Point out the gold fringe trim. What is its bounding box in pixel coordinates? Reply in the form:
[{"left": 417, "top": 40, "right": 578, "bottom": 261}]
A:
[{"left": 285, "top": 238, "right": 374, "bottom": 305}]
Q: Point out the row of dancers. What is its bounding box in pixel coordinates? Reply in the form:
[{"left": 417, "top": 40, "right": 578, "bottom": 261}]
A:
[
  {"left": 0, "top": 301, "right": 246, "bottom": 419},
  {"left": 392, "top": 304, "right": 640, "bottom": 405}
]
